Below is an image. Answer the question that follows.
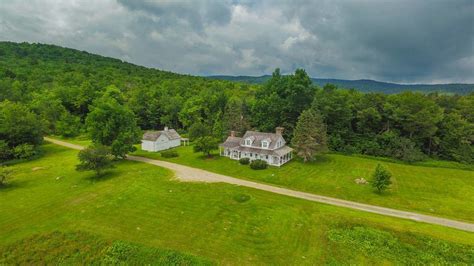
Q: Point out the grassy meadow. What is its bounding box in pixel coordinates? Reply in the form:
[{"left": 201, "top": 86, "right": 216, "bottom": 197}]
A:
[
  {"left": 1, "top": 143, "right": 473, "bottom": 264},
  {"left": 132, "top": 145, "right": 474, "bottom": 223}
]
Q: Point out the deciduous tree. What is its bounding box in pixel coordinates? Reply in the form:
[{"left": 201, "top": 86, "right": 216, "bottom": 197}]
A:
[
  {"left": 76, "top": 145, "right": 114, "bottom": 177},
  {"left": 193, "top": 136, "right": 219, "bottom": 157},
  {"left": 86, "top": 98, "right": 140, "bottom": 159}
]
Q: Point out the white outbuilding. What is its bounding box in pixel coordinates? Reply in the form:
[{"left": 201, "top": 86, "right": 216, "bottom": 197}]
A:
[{"left": 141, "top": 127, "right": 182, "bottom": 152}]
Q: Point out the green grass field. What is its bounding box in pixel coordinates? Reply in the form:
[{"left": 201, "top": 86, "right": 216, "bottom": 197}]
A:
[
  {"left": 1, "top": 143, "right": 474, "bottom": 264},
  {"left": 132, "top": 145, "right": 474, "bottom": 223}
]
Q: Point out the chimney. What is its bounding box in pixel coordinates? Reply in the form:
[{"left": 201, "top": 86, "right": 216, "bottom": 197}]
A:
[
  {"left": 230, "top": 130, "right": 236, "bottom": 137},
  {"left": 164, "top": 126, "right": 169, "bottom": 131},
  {"left": 275, "top": 127, "right": 284, "bottom": 135}
]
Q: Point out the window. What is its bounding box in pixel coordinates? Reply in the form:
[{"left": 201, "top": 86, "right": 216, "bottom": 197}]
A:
[
  {"left": 245, "top": 139, "right": 252, "bottom": 146},
  {"left": 261, "top": 141, "right": 268, "bottom": 148}
]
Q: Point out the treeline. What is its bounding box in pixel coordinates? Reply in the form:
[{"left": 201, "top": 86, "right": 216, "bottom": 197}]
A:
[
  {"left": 251, "top": 69, "right": 473, "bottom": 163},
  {"left": 0, "top": 42, "right": 472, "bottom": 164}
]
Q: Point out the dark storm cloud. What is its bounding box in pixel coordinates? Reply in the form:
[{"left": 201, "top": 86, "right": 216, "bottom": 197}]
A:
[{"left": 0, "top": 0, "right": 472, "bottom": 83}]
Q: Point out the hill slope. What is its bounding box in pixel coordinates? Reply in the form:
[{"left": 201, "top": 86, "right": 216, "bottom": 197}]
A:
[{"left": 208, "top": 75, "right": 474, "bottom": 94}]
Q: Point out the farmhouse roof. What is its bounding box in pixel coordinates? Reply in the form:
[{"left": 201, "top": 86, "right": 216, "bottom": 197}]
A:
[
  {"left": 240, "top": 131, "right": 283, "bottom": 149},
  {"left": 219, "top": 136, "right": 242, "bottom": 148}
]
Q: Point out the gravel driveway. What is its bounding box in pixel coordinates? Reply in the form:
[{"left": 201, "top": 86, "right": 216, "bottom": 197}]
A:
[{"left": 44, "top": 137, "right": 474, "bottom": 233}]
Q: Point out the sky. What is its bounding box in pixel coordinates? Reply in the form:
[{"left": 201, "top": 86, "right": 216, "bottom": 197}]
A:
[{"left": 0, "top": 0, "right": 473, "bottom": 83}]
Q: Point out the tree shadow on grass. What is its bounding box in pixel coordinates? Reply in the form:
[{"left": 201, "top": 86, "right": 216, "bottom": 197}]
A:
[
  {"left": 84, "top": 170, "right": 120, "bottom": 183},
  {"left": 290, "top": 154, "right": 334, "bottom": 165},
  {"left": 196, "top": 154, "right": 220, "bottom": 161},
  {"left": 0, "top": 179, "right": 30, "bottom": 192}
]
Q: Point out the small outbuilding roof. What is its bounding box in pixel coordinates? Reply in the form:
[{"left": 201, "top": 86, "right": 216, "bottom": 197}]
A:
[{"left": 142, "top": 128, "right": 181, "bottom": 141}]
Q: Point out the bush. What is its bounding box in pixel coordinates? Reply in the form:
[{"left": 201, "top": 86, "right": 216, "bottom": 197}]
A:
[
  {"left": 0, "top": 166, "right": 13, "bottom": 186},
  {"left": 239, "top": 157, "right": 250, "bottom": 165},
  {"left": 13, "top": 143, "right": 36, "bottom": 159},
  {"left": 250, "top": 159, "right": 268, "bottom": 170},
  {"left": 161, "top": 150, "right": 179, "bottom": 158},
  {"left": 0, "top": 140, "right": 13, "bottom": 161},
  {"left": 233, "top": 193, "right": 251, "bottom": 203}
]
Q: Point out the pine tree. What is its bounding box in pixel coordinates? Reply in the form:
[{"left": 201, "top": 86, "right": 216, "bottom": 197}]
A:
[
  {"left": 292, "top": 109, "right": 328, "bottom": 162},
  {"left": 371, "top": 164, "right": 392, "bottom": 193}
]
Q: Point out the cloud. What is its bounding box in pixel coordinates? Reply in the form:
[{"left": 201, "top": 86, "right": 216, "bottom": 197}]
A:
[{"left": 0, "top": 0, "right": 472, "bottom": 83}]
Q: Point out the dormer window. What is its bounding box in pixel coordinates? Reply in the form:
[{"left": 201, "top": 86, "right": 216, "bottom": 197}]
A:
[
  {"left": 261, "top": 141, "right": 269, "bottom": 148},
  {"left": 245, "top": 139, "right": 252, "bottom": 146}
]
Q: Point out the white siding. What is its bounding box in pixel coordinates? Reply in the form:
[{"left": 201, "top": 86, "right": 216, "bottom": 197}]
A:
[
  {"left": 141, "top": 140, "right": 156, "bottom": 151},
  {"left": 141, "top": 135, "right": 181, "bottom": 152}
]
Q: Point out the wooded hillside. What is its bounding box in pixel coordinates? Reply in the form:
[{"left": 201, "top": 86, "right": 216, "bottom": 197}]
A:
[{"left": 0, "top": 42, "right": 472, "bottom": 164}]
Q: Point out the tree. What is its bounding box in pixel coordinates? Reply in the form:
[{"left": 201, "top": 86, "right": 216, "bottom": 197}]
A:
[
  {"left": 76, "top": 145, "right": 114, "bottom": 176},
  {"left": 371, "top": 164, "right": 392, "bottom": 193},
  {"left": 292, "top": 109, "right": 327, "bottom": 162},
  {"left": 55, "top": 111, "right": 82, "bottom": 137},
  {"left": 252, "top": 68, "right": 315, "bottom": 138},
  {"left": 385, "top": 92, "right": 443, "bottom": 154},
  {"left": 437, "top": 112, "right": 474, "bottom": 163},
  {"left": 312, "top": 85, "right": 358, "bottom": 151},
  {"left": 193, "top": 136, "right": 219, "bottom": 157},
  {"left": 223, "top": 97, "right": 250, "bottom": 135},
  {"left": 0, "top": 166, "right": 13, "bottom": 187},
  {"left": 0, "top": 101, "right": 43, "bottom": 148},
  {"left": 86, "top": 98, "right": 140, "bottom": 158},
  {"left": 188, "top": 122, "right": 210, "bottom": 141}
]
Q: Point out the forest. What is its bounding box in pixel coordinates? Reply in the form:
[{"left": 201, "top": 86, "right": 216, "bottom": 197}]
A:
[{"left": 1, "top": 41, "right": 473, "bottom": 164}]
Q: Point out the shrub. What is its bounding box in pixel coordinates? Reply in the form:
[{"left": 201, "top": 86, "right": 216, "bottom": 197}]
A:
[
  {"left": 0, "top": 140, "right": 13, "bottom": 161},
  {"left": 0, "top": 166, "right": 13, "bottom": 186},
  {"left": 233, "top": 193, "right": 251, "bottom": 203},
  {"left": 13, "top": 143, "right": 36, "bottom": 159},
  {"left": 239, "top": 157, "right": 250, "bottom": 165},
  {"left": 161, "top": 150, "right": 179, "bottom": 158},
  {"left": 250, "top": 159, "right": 268, "bottom": 170}
]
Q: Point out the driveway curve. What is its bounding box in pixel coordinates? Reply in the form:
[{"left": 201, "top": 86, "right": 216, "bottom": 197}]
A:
[{"left": 44, "top": 137, "right": 474, "bottom": 233}]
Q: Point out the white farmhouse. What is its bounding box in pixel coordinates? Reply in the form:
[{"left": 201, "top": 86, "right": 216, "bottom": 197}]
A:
[
  {"left": 219, "top": 127, "right": 293, "bottom": 167},
  {"left": 141, "top": 127, "right": 182, "bottom": 152}
]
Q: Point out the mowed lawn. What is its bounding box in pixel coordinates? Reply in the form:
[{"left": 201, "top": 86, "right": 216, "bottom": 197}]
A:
[
  {"left": 1, "top": 143, "right": 474, "bottom": 264},
  {"left": 133, "top": 145, "right": 474, "bottom": 222}
]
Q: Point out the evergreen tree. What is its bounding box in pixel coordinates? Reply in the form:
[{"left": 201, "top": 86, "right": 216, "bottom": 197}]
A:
[
  {"left": 292, "top": 109, "right": 328, "bottom": 162},
  {"left": 371, "top": 164, "right": 392, "bottom": 193},
  {"left": 223, "top": 97, "right": 249, "bottom": 136}
]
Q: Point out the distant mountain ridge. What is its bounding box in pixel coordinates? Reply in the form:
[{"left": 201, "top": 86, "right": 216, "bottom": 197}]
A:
[{"left": 208, "top": 75, "right": 474, "bottom": 95}]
